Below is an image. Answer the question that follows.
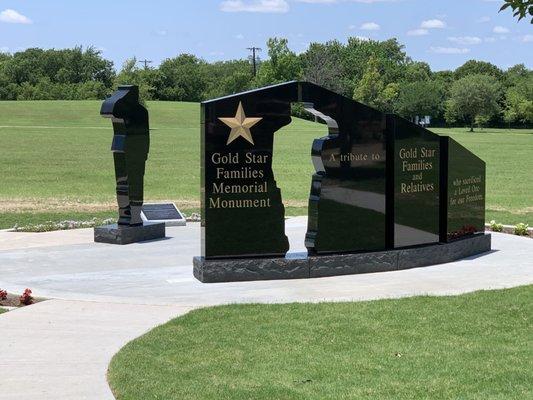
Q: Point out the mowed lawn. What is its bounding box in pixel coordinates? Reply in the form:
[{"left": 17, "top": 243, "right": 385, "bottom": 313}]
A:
[
  {"left": 108, "top": 286, "right": 532, "bottom": 400},
  {"left": 0, "top": 100, "right": 531, "bottom": 227}
]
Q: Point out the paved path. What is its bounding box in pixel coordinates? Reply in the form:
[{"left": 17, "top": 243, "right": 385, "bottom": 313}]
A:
[
  {"left": 0, "top": 218, "right": 532, "bottom": 399},
  {"left": 0, "top": 300, "right": 191, "bottom": 400}
]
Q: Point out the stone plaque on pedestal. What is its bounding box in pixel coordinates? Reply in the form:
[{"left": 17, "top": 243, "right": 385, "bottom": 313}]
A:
[{"left": 141, "top": 203, "right": 186, "bottom": 227}]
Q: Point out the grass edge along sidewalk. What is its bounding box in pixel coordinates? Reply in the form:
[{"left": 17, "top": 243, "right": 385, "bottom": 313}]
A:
[{"left": 108, "top": 285, "right": 532, "bottom": 400}]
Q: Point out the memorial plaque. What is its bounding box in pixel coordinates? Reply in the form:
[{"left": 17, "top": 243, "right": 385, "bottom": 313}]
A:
[
  {"left": 389, "top": 115, "right": 440, "bottom": 248},
  {"left": 201, "top": 83, "right": 297, "bottom": 258},
  {"left": 440, "top": 137, "right": 486, "bottom": 241},
  {"left": 201, "top": 82, "right": 391, "bottom": 258},
  {"left": 141, "top": 203, "right": 186, "bottom": 226},
  {"left": 196, "top": 81, "right": 488, "bottom": 282}
]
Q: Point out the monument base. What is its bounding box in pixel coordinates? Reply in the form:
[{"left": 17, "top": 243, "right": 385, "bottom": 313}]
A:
[
  {"left": 193, "top": 234, "right": 491, "bottom": 283},
  {"left": 94, "top": 222, "right": 165, "bottom": 245}
]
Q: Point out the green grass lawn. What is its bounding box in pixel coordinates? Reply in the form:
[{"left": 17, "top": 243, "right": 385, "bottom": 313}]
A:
[
  {"left": 0, "top": 100, "right": 531, "bottom": 228},
  {"left": 0, "top": 308, "right": 6, "bottom": 314},
  {"left": 108, "top": 286, "right": 532, "bottom": 400}
]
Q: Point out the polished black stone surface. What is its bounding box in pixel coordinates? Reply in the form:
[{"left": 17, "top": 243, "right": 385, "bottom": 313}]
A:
[
  {"left": 100, "top": 85, "right": 149, "bottom": 227},
  {"left": 201, "top": 82, "right": 389, "bottom": 258},
  {"left": 440, "top": 137, "right": 486, "bottom": 242},
  {"left": 199, "top": 81, "right": 487, "bottom": 266},
  {"left": 142, "top": 203, "right": 183, "bottom": 221},
  {"left": 94, "top": 222, "right": 165, "bottom": 245},
  {"left": 201, "top": 83, "right": 296, "bottom": 258},
  {"left": 194, "top": 234, "right": 491, "bottom": 283},
  {"left": 301, "top": 85, "right": 387, "bottom": 254},
  {"left": 388, "top": 115, "right": 440, "bottom": 248}
]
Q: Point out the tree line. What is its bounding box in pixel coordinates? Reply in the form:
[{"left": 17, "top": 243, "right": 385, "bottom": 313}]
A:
[{"left": 0, "top": 39, "right": 531, "bottom": 129}]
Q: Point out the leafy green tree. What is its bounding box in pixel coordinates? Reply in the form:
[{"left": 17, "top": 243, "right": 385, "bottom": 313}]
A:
[
  {"left": 380, "top": 82, "right": 400, "bottom": 113},
  {"left": 115, "top": 57, "right": 163, "bottom": 101},
  {"left": 445, "top": 74, "right": 502, "bottom": 132},
  {"left": 203, "top": 59, "right": 253, "bottom": 99},
  {"left": 354, "top": 56, "right": 383, "bottom": 106},
  {"left": 301, "top": 41, "right": 346, "bottom": 95},
  {"left": 432, "top": 70, "right": 455, "bottom": 98},
  {"left": 455, "top": 60, "right": 503, "bottom": 80},
  {"left": 500, "top": 0, "right": 533, "bottom": 23},
  {"left": 255, "top": 38, "right": 302, "bottom": 86},
  {"left": 157, "top": 54, "right": 207, "bottom": 101},
  {"left": 503, "top": 74, "right": 533, "bottom": 124},
  {"left": 0, "top": 46, "right": 114, "bottom": 100},
  {"left": 402, "top": 61, "right": 432, "bottom": 83},
  {"left": 342, "top": 37, "right": 409, "bottom": 95},
  {"left": 504, "top": 64, "right": 531, "bottom": 86},
  {"left": 353, "top": 56, "right": 399, "bottom": 112},
  {"left": 396, "top": 80, "right": 444, "bottom": 121}
]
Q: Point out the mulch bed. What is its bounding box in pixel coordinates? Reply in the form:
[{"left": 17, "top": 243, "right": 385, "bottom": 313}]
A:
[{"left": 0, "top": 293, "right": 45, "bottom": 308}]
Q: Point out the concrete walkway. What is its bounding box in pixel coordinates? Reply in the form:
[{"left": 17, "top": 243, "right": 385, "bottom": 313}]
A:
[
  {"left": 0, "top": 300, "right": 191, "bottom": 400},
  {"left": 0, "top": 218, "right": 532, "bottom": 399}
]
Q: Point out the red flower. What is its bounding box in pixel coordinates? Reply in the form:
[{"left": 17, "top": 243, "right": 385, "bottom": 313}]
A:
[{"left": 19, "top": 288, "right": 34, "bottom": 306}]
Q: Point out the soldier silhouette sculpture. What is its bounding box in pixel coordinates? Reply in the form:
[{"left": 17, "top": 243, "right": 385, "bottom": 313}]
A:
[
  {"left": 94, "top": 85, "right": 165, "bottom": 244},
  {"left": 100, "top": 85, "right": 149, "bottom": 226}
]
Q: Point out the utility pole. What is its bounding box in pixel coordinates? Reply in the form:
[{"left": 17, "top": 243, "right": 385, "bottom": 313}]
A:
[
  {"left": 138, "top": 59, "right": 153, "bottom": 69},
  {"left": 246, "top": 47, "right": 261, "bottom": 77}
]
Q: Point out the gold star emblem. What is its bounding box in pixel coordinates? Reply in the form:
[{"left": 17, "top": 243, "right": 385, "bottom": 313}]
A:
[{"left": 218, "top": 102, "right": 262, "bottom": 145}]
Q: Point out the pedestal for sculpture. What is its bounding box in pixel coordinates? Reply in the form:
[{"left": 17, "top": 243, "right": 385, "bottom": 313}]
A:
[{"left": 94, "top": 222, "right": 165, "bottom": 245}]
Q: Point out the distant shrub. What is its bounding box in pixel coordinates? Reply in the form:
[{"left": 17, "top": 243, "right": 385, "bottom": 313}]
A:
[
  {"left": 489, "top": 220, "right": 503, "bottom": 232},
  {"left": 0, "top": 289, "right": 7, "bottom": 301},
  {"left": 514, "top": 223, "right": 529, "bottom": 236}
]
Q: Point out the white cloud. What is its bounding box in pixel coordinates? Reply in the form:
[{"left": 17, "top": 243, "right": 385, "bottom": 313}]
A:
[
  {"left": 355, "top": 35, "right": 370, "bottom": 41},
  {"left": 430, "top": 46, "right": 470, "bottom": 54},
  {"left": 0, "top": 9, "right": 32, "bottom": 24},
  {"left": 477, "top": 16, "right": 490, "bottom": 23},
  {"left": 348, "top": 24, "right": 357, "bottom": 30},
  {"left": 448, "top": 36, "right": 482, "bottom": 45},
  {"left": 220, "top": 0, "right": 289, "bottom": 13},
  {"left": 522, "top": 34, "right": 533, "bottom": 43},
  {"left": 493, "top": 26, "right": 509, "bottom": 34},
  {"left": 235, "top": 33, "right": 245, "bottom": 39},
  {"left": 154, "top": 29, "right": 167, "bottom": 36},
  {"left": 484, "top": 37, "right": 497, "bottom": 43},
  {"left": 407, "top": 28, "right": 428, "bottom": 36},
  {"left": 0, "top": 46, "right": 9, "bottom": 53},
  {"left": 421, "top": 19, "right": 446, "bottom": 29},
  {"left": 360, "top": 22, "right": 380, "bottom": 30}
]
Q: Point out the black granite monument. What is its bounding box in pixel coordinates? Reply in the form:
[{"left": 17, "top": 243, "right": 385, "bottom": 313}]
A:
[
  {"left": 94, "top": 85, "right": 165, "bottom": 245},
  {"left": 194, "top": 81, "right": 490, "bottom": 282}
]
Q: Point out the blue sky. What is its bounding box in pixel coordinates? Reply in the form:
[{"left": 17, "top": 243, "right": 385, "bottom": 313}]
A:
[{"left": 0, "top": 0, "right": 531, "bottom": 71}]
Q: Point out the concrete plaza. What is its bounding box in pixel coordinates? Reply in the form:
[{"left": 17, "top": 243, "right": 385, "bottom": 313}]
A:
[{"left": 0, "top": 218, "right": 532, "bottom": 399}]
